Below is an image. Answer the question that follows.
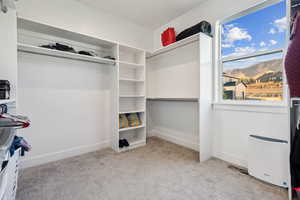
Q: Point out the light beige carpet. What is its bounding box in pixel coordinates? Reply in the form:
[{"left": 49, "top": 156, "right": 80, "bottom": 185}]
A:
[{"left": 17, "top": 137, "right": 287, "bottom": 200}]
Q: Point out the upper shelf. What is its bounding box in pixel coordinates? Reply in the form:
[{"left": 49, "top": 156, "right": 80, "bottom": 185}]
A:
[
  {"left": 147, "top": 33, "right": 212, "bottom": 58},
  {"left": 119, "top": 61, "right": 144, "bottom": 68},
  {"left": 0, "top": 99, "right": 16, "bottom": 105},
  {"left": 18, "top": 43, "right": 116, "bottom": 65},
  {"left": 18, "top": 18, "right": 117, "bottom": 48},
  {"left": 147, "top": 97, "right": 199, "bottom": 102}
]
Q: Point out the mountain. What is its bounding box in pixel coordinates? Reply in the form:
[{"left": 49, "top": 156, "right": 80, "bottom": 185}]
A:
[
  {"left": 257, "top": 71, "right": 283, "bottom": 82},
  {"left": 224, "top": 59, "right": 282, "bottom": 80}
]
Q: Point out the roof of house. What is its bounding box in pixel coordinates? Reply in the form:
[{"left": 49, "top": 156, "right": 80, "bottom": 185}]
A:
[
  {"left": 224, "top": 82, "right": 236, "bottom": 87},
  {"left": 224, "top": 81, "right": 248, "bottom": 87},
  {"left": 222, "top": 73, "right": 240, "bottom": 80}
]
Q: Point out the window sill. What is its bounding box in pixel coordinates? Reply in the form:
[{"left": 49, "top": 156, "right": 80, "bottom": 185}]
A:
[{"left": 213, "top": 101, "right": 288, "bottom": 114}]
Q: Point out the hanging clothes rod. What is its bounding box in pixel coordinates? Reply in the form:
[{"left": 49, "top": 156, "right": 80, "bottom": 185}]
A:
[{"left": 292, "top": 3, "right": 300, "bottom": 8}]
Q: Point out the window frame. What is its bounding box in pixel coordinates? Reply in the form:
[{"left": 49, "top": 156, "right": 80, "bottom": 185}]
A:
[{"left": 214, "top": 0, "right": 290, "bottom": 107}]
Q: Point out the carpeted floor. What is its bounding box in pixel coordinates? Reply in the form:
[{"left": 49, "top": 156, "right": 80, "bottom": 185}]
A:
[{"left": 17, "top": 137, "right": 288, "bottom": 200}]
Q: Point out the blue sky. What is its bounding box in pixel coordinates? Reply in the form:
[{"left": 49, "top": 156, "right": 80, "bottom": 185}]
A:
[{"left": 222, "top": 0, "right": 287, "bottom": 70}]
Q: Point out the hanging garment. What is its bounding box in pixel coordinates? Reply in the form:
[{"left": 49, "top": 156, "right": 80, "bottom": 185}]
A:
[
  {"left": 285, "top": 11, "right": 300, "bottom": 97},
  {"left": 9, "top": 136, "right": 31, "bottom": 157},
  {"left": 291, "top": 127, "right": 300, "bottom": 189}
]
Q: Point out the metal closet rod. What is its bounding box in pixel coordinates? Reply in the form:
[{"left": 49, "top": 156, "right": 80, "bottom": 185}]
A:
[{"left": 292, "top": 3, "right": 300, "bottom": 8}]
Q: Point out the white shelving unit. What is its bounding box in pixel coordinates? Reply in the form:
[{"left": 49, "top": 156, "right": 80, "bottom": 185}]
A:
[
  {"left": 16, "top": 18, "right": 147, "bottom": 154},
  {"left": 17, "top": 18, "right": 117, "bottom": 66},
  {"left": 146, "top": 33, "right": 213, "bottom": 162},
  {"left": 116, "top": 45, "right": 146, "bottom": 152}
]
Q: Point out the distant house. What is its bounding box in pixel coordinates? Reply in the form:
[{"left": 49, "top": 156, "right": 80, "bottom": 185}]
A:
[{"left": 223, "top": 73, "right": 247, "bottom": 100}]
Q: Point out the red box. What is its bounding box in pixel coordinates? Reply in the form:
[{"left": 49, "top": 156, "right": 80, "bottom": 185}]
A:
[{"left": 161, "top": 28, "right": 176, "bottom": 47}]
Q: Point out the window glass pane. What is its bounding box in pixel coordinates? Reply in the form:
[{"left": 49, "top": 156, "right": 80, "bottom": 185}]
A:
[
  {"left": 221, "top": 0, "right": 286, "bottom": 58},
  {"left": 223, "top": 52, "right": 283, "bottom": 101}
]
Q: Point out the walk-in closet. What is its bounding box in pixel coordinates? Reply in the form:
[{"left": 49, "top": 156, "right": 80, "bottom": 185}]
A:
[{"left": 0, "top": 0, "right": 297, "bottom": 199}]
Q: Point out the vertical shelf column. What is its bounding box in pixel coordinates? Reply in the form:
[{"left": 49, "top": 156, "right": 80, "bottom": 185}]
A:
[
  {"left": 111, "top": 44, "right": 120, "bottom": 152},
  {"left": 116, "top": 45, "right": 146, "bottom": 152}
]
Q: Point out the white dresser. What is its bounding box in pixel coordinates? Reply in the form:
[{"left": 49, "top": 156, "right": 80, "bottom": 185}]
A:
[{"left": 0, "top": 148, "right": 20, "bottom": 200}]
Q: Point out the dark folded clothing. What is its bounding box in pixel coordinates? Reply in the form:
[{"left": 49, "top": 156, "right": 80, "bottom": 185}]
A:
[
  {"left": 40, "top": 43, "right": 77, "bottom": 53},
  {"left": 40, "top": 44, "right": 56, "bottom": 49},
  {"left": 55, "top": 43, "right": 77, "bottom": 53},
  {"left": 78, "top": 51, "right": 95, "bottom": 57},
  {"left": 104, "top": 56, "right": 116, "bottom": 60}
]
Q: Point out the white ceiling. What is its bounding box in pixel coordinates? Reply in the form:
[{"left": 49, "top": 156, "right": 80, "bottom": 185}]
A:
[{"left": 75, "top": 0, "right": 207, "bottom": 29}]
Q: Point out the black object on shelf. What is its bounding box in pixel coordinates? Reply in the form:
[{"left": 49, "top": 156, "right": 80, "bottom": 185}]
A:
[
  {"left": 40, "top": 44, "right": 56, "bottom": 50},
  {"left": 104, "top": 56, "right": 116, "bottom": 60},
  {"left": 123, "top": 139, "right": 129, "bottom": 147},
  {"left": 176, "top": 21, "right": 212, "bottom": 41},
  {"left": 55, "top": 43, "right": 77, "bottom": 53},
  {"left": 119, "top": 139, "right": 130, "bottom": 148},
  {"left": 78, "top": 51, "right": 95, "bottom": 57},
  {"left": 0, "top": 80, "right": 10, "bottom": 100},
  {"left": 40, "top": 43, "right": 77, "bottom": 54}
]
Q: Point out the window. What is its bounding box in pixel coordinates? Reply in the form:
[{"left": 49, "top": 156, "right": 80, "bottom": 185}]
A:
[{"left": 219, "top": 0, "right": 287, "bottom": 103}]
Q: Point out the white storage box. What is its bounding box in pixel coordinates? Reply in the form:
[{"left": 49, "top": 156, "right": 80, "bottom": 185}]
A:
[{"left": 248, "top": 135, "right": 289, "bottom": 188}]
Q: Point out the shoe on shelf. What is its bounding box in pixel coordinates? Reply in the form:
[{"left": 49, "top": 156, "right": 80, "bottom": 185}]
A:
[
  {"left": 119, "top": 139, "right": 124, "bottom": 148},
  {"left": 122, "top": 139, "right": 129, "bottom": 147}
]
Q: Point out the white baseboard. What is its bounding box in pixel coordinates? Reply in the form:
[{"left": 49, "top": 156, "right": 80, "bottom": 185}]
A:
[
  {"left": 150, "top": 127, "right": 199, "bottom": 152},
  {"left": 213, "top": 151, "right": 248, "bottom": 168},
  {"left": 20, "top": 140, "right": 110, "bottom": 169}
]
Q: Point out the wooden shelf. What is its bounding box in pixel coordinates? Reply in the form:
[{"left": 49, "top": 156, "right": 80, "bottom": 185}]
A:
[
  {"left": 119, "top": 110, "right": 145, "bottom": 114},
  {"left": 0, "top": 99, "right": 16, "bottom": 104},
  {"left": 118, "top": 139, "right": 146, "bottom": 152},
  {"left": 119, "top": 78, "right": 145, "bottom": 82},
  {"left": 147, "top": 33, "right": 205, "bottom": 58},
  {"left": 18, "top": 43, "right": 116, "bottom": 65},
  {"left": 119, "top": 125, "right": 145, "bottom": 132},
  {"left": 119, "top": 61, "right": 144, "bottom": 67},
  {"left": 147, "top": 97, "right": 199, "bottom": 102},
  {"left": 120, "top": 95, "right": 145, "bottom": 98}
]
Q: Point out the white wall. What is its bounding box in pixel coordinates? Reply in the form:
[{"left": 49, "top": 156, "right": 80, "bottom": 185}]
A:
[
  {"left": 147, "top": 101, "right": 199, "bottom": 151},
  {"left": 212, "top": 105, "right": 289, "bottom": 167},
  {"left": 153, "top": 0, "right": 266, "bottom": 50},
  {"left": 147, "top": 42, "right": 199, "bottom": 99},
  {"left": 0, "top": 9, "right": 17, "bottom": 101},
  {"left": 16, "top": 0, "right": 153, "bottom": 51},
  {"left": 17, "top": 52, "right": 113, "bottom": 168}
]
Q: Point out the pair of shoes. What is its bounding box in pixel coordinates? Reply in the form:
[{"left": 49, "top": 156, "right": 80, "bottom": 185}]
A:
[{"left": 119, "top": 139, "right": 130, "bottom": 148}]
